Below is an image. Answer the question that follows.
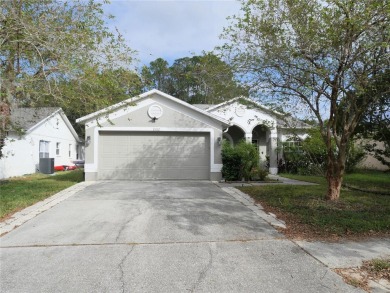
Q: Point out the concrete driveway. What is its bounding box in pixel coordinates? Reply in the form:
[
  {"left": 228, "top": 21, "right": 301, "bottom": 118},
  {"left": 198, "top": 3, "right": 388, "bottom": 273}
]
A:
[{"left": 0, "top": 181, "right": 360, "bottom": 292}]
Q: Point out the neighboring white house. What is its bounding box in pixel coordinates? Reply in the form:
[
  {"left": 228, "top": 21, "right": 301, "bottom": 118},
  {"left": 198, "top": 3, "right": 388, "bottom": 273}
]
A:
[{"left": 0, "top": 108, "right": 82, "bottom": 179}]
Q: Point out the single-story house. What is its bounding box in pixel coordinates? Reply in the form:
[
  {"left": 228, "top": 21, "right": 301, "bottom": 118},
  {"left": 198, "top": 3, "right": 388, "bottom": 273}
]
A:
[
  {"left": 76, "top": 90, "right": 230, "bottom": 181},
  {"left": 77, "top": 89, "right": 309, "bottom": 181},
  {"left": 0, "top": 108, "right": 82, "bottom": 179}
]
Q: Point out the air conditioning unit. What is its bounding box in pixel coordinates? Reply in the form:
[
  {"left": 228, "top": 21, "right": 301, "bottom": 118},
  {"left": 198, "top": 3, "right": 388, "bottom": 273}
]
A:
[{"left": 39, "top": 158, "right": 54, "bottom": 174}]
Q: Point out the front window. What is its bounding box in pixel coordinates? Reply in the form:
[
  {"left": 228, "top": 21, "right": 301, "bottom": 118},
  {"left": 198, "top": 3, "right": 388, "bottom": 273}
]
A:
[
  {"left": 39, "top": 140, "right": 50, "bottom": 158},
  {"left": 283, "top": 139, "right": 302, "bottom": 153}
]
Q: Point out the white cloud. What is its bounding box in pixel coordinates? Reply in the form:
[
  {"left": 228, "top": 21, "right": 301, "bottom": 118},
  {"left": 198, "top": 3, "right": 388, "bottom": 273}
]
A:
[{"left": 103, "top": 0, "right": 241, "bottom": 66}]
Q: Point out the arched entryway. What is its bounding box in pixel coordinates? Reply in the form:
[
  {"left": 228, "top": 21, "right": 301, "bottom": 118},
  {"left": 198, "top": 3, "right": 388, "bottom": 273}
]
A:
[
  {"left": 252, "top": 124, "right": 269, "bottom": 167},
  {"left": 223, "top": 125, "right": 245, "bottom": 145},
  {"left": 222, "top": 123, "right": 278, "bottom": 175}
]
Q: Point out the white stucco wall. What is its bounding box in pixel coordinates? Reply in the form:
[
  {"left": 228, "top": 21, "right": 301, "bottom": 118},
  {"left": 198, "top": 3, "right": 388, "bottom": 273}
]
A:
[
  {"left": 0, "top": 112, "right": 80, "bottom": 179},
  {"left": 209, "top": 101, "right": 277, "bottom": 133},
  {"left": 356, "top": 139, "right": 389, "bottom": 171},
  {"left": 209, "top": 101, "right": 280, "bottom": 174}
]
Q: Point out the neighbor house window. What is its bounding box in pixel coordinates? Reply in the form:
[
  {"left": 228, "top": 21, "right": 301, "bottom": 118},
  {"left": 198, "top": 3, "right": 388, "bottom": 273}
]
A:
[
  {"left": 56, "top": 142, "right": 60, "bottom": 156},
  {"left": 39, "top": 140, "right": 50, "bottom": 158},
  {"left": 69, "top": 144, "right": 72, "bottom": 157}
]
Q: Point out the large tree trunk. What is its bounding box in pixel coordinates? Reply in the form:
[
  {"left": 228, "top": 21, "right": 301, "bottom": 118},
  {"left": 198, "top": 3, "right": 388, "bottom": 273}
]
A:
[
  {"left": 0, "top": 100, "right": 12, "bottom": 158},
  {"left": 325, "top": 138, "right": 347, "bottom": 201},
  {"left": 326, "top": 174, "right": 342, "bottom": 201},
  {"left": 326, "top": 154, "right": 343, "bottom": 201}
]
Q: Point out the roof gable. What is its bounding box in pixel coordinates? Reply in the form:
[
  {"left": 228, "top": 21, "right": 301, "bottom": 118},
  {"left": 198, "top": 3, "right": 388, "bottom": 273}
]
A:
[
  {"left": 207, "top": 96, "right": 284, "bottom": 116},
  {"left": 11, "top": 107, "right": 61, "bottom": 131},
  {"left": 207, "top": 97, "right": 310, "bottom": 129},
  {"left": 10, "top": 107, "right": 81, "bottom": 141},
  {"left": 76, "top": 89, "right": 230, "bottom": 126}
]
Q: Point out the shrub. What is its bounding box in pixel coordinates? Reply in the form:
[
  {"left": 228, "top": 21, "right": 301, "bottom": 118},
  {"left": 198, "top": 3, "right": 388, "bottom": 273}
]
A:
[
  {"left": 282, "top": 129, "right": 366, "bottom": 175},
  {"left": 221, "top": 140, "right": 261, "bottom": 181},
  {"left": 282, "top": 128, "right": 329, "bottom": 175},
  {"left": 235, "top": 140, "right": 259, "bottom": 180},
  {"left": 221, "top": 141, "right": 242, "bottom": 181},
  {"left": 250, "top": 167, "right": 269, "bottom": 181}
]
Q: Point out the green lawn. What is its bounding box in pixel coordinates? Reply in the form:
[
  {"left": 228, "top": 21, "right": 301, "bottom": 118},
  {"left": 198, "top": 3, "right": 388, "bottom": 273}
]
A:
[
  {"left": 282, "top": 171, "right": 390, "bottom": 194},
  {"left": 238, "top": 171, "right": 390, "bottom": 237},
  {"left": 0, "top": 169, "right": 84, "bottom": 219}
]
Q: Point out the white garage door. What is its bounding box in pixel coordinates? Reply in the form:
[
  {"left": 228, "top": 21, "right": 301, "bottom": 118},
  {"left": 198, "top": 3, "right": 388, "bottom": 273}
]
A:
[{"left": 98, "top": 131, "right": 210, "bottom": 180}]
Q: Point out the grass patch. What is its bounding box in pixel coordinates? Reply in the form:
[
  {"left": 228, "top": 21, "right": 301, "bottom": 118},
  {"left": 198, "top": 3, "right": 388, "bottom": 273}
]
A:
[
  {"left": 368, "top": 258, "right": 390, "bottom": 274},
  {"left": 0, "top": 170, "right": 84, "bottom": 220},
  {"left": 238, "top": 171, "right": 390, "bottom": 239},
  {"left": 343, "top": 172, "right": 390, "bottom": 193},
  {"left": 281, "top": 171, "right": 390, "bottom": 194}
]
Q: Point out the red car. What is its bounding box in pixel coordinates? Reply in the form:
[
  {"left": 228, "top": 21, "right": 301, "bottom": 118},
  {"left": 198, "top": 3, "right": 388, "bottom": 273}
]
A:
[{"left": 54, "top": 165, "right": 77, "bottom": 171}]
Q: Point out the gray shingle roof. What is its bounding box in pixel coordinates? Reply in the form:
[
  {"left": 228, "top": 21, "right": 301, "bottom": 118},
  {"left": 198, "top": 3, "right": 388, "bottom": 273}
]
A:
[{"left": 10, "top": 107, "right": 61, "bottom": 131}]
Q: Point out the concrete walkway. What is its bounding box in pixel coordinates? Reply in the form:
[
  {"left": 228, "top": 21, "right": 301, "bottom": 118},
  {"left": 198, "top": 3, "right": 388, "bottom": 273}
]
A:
[{"left": 268, "top": 174, "right": 319, "bottom": 185}]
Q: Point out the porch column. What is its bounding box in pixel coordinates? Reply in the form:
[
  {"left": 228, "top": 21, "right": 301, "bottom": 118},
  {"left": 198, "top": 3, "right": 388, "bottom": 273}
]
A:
[
  {"left": 269, "top": 128, "right": 278, "bottom": 175},
  {"left": 245, "top": 133, "right": 252, "bottom": 143}
]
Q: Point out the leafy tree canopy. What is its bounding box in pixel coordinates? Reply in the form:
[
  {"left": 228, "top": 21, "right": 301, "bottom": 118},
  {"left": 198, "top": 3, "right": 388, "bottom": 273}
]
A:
[
  {"left": 220, "top": 0, "right": 389, "bottom": 200},
  {"left": 354, "top": 70, "right": 390, "bottom": 168},
  {"left": 1, "top": 0, "right": 136, "bottom": 150},
  {"left": 141, "top": 52, "right": 248, "bottom": 104},
  {"left": 38, "top": 67, "right": 143, "bottom": 135}
]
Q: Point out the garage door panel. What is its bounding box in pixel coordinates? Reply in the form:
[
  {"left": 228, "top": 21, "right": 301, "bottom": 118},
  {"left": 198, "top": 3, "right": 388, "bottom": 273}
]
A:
[{"left": 98, "top": 132, "right": 210, "bottom": 180}]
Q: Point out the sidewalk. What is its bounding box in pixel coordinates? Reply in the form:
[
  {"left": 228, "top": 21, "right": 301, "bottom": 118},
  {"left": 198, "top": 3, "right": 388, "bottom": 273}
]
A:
[{"left": 296, "top": 239, "right": 390, "bottom": 292}]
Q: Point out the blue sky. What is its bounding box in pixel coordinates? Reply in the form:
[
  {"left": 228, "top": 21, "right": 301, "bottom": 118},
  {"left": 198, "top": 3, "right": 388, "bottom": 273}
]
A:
[{"left": 103, "top": 0, "right": 241, "bottom": 67}]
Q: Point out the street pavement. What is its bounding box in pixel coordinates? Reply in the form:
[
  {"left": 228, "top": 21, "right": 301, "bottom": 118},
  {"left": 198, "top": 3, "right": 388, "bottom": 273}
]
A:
[{"left": 1, "top": 181, "right": 363, "bottom": 292}]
